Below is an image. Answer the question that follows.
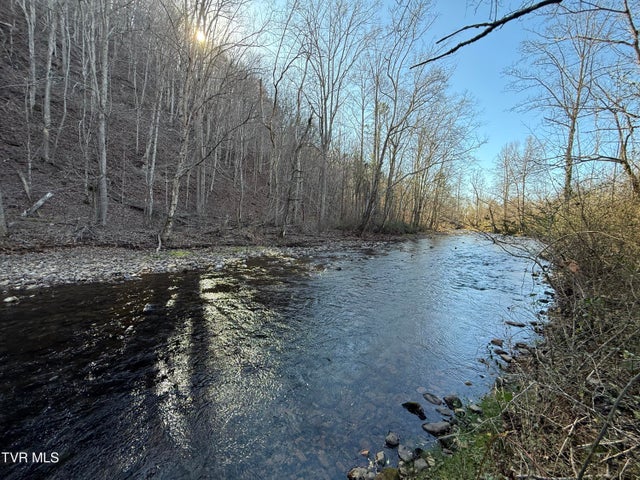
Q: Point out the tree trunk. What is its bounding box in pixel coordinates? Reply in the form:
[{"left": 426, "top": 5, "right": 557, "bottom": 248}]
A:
[
  {"left": 96, "top": 2, "right": 110, "bottom": 226},
  {"left": 0, "top": 183, "right": 8, "bottom": 237},
  {"left": 43, "top": 0, "right": 56, "bottom": 164}
]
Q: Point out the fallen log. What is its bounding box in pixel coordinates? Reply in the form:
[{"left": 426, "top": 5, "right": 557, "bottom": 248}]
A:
[{"left": 21, "top": 192, "right": 54, "bottom": 217}]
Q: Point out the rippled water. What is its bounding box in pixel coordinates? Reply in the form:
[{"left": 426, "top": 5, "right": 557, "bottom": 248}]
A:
[{"left": 0, "top": 233, "right": 549, "bottom": 479}]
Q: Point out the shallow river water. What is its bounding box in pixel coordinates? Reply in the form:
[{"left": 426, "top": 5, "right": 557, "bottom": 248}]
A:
[{"left": 0, "top": 233, "right": 549, "bottom": 479}]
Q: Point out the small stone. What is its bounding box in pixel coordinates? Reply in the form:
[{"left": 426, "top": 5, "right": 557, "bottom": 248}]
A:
[
  {"left": 454, "top": 408, "right": 466, "bottom": 417},
  {"left": 414, "top": 457, "right": 428, "bottom": 472},
  {"left": 425, "top": 454, "right": 436, "bottom": 467},
  {"left": 422, "top": 392, "right": 442, "bottom": 405},
  {"left": 499, "top": 353, "right": 514, "bottom": 363},
  {"left": 397, "top": 444, "right": 414, "bottom": 462},
  {"left": 422, "top": 420, "right": 451, "bottom": 437},
  {"left": 142, "top": 303, "right": 156, "bottom": 314},
  {"left": 438, "top": 434, "right": 459, "bottom": 451},
  {"left": 347, "top": 467, "right": 368, "bottom": 480},
  {"left": 436, "top": 406, "right": 452, "bottom": 417},
  {"left": 3, "top": 296, "right": 19, "bottom": 303},
  {"left": 490, "top": 338, "right": 504, "bottom": 347},
  {"left": 385, "top": 431, "right": 400, "bottom": 448},
  {"left": 375, "top": 451, "right": 386, "bottom": 466},
  {"left": 505, "top": 320, "right": 526, "bottom": 327},
  {"left": 469, "top": 403, "right": 483, "bottom": 415},
  {"left": 359, "top": 449, "right": 369, "bottom": 457},
  {"left": 443, "top": 395, "right": 462, "bottom": 410},
  {"left": 397, "top": 461, "right": 411, "bottom": 478},
  {"left": 464, "top": 380, "right": 473, "bottom": 386}
]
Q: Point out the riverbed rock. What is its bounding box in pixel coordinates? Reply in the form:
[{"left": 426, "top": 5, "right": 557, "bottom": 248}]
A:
[
  {"left": 436, "top": 406, "right": 452, "bottom": 417},
  {"left": 490, "top": 338, "right": 504, "bottom": 347},
  {"left": 421, "top": 420, "right": 451, "bottom": 436},
  {"left": 375, "top": 451, "right": 386, "bottom": 466},
  {"left": 347, "top": 467, "right": 369, "bottom": 480},
  {"left": 443, "top": 394, "right": 462, "bottom": 410},
  {"left": 397, "top": 444, "right": 414, "bottom": 462},
  {"left": 422, "top": 392, "right": 442, "bottom": 405},
  {"left": 385, "top": 431, "right": 400, "bottom": 448},
  {"left": 3, "top": 296, "right": 19, "bottom": 303},
  {"left": 494, "top": 348, "right": 508, "bottom": 356},
  {"left": 469, "top": 403, "right": 483, "bottom": 415},
  {"left": 414, "top": 457, "right": 428, "bottom": 472},
  {"left": 401, "top": 401, "right": 426, "bottom": 420}
]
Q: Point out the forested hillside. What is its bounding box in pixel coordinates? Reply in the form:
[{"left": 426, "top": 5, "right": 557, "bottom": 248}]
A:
[{"left": 0, "top": 0, "right": 479, "bottom": 249}]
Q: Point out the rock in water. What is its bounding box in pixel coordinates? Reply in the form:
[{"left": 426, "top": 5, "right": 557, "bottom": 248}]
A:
[
  {"left": 375, "top": 451, "right": 386, "bottom": 466},
  {"left": 401, "top": 401, "right": 426, "bottom": 420},
  {"left": 469, "top": 403, "right": 483, "bottom": 415},
  {"left": 347, "top": 467, "right": 368, "bottom": 480},
  {"left": 505, "top": 320, "right": 526, "bottom": 327},
  {"left": 3, "top": 296, "right": 19, "bottom": 303},
  {"left": 490, "top": 338, "right": 504, "bottom": 347},
  {"left": 385, "top": 431, "right": 400, "bottom": 448},
  {"left": 422, "top": 392, "right": 442, "bottom": 405},
  {"left": 443, "top": 394, "right": 462, "bottom": 410},
  {"left": 422, "top": 420, "right": 451, "bottom": 437}
]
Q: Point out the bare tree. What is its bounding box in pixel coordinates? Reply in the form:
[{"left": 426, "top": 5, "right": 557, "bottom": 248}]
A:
[{"left": 295, "top": 0, "right": 373, "bottom": 230}]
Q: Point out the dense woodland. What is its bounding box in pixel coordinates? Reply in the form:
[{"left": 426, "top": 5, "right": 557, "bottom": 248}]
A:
[
  {"left": 1, "top": 1, "right": 640, "bottom": 477},
  {"left": 0, "top": 0, "right": 483, "bottom": 247}
]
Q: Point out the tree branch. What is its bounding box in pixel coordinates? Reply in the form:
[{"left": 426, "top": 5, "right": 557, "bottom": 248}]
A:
[{"left": 411, "top": 0, "right": 563, "bottom": 68}]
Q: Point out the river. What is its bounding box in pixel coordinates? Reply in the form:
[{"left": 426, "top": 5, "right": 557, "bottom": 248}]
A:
[{"left": 0, "top": 233, "right": 549, "bottom": 479}]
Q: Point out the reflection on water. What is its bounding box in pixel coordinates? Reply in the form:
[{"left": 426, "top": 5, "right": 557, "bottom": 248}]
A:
[{"left": 0, "top": 234, "right": 548, "bottom": 479}]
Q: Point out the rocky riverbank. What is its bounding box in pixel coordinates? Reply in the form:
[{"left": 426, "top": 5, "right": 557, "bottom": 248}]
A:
[{"left": 0, "top": 237, "right": 397, "bottom": 294}]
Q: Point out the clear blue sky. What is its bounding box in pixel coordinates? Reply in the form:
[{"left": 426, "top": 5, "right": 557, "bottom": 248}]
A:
[{"left": 428, "top": 0, "right": 544, "bottom": 168}]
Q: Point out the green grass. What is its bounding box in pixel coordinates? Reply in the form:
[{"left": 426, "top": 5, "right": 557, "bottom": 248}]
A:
[{"left": 415, "top": 391, "right": 512, "bottom": 480}]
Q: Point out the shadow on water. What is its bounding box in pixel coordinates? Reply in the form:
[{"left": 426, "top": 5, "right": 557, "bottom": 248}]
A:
[{"left": 0, "top": 233, "right": 549, "bottom": 479}]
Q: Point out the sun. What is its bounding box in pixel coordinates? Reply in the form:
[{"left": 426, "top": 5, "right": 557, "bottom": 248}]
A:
[{"left": 195, "top": 29, "right": 207, "bottom": 44}]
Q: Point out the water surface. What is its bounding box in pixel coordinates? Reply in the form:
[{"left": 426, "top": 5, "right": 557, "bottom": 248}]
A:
[{"left": 0, "top": 234, "right": 548, "bottom": 479}]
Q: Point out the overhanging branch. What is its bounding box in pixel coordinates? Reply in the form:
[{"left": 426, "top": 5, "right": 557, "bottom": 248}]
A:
[{"left": 411, "top": 0, "right": 563, "bottom": 68}]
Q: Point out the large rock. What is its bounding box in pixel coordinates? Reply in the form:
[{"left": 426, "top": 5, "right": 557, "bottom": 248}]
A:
[{"left": 421, "top": 420, "right": 451, "bottom": 436}]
